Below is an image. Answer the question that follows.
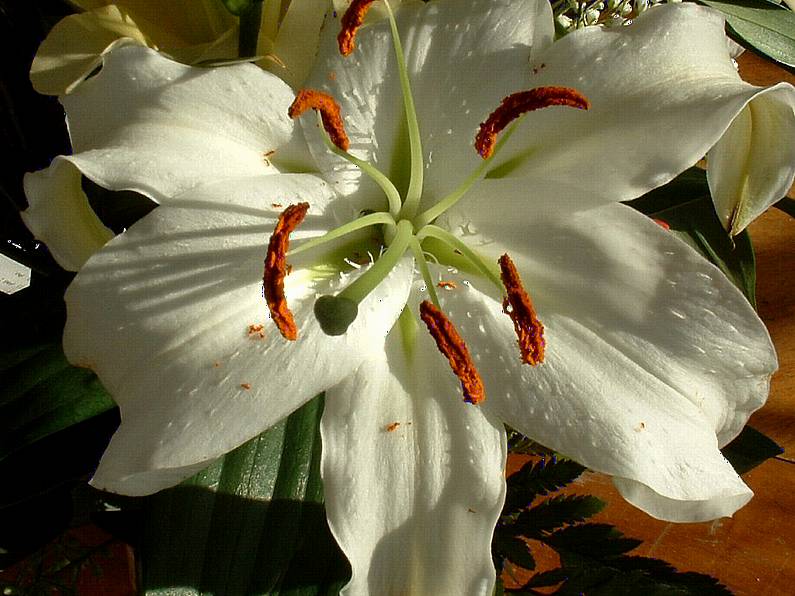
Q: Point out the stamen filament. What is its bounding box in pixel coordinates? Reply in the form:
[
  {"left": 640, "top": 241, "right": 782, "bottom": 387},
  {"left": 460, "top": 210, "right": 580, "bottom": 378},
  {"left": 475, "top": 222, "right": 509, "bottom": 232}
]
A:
[
  {"left": 415, "top": 224, "right": 502, "bottom": 289},
  {"left": 382, "top": 0, "right": 424, "bottom": 220},
  {"left": 413, "top": 123, "right": 519, "bottom": 228},
  {"left": 288, "top": 211, "right": 396, "bottom": 256},
  {"left": 409, "top": 237, "right": 440, "bottom": 307},
  {"left": 338, "top": 219, "right": 414, "bottom": 304},
  {"left": 315, "top": 112, "right": 403, "bottom": 217},
  {"left": 420, "top": 300, "right": 485, "bottom": 404}
]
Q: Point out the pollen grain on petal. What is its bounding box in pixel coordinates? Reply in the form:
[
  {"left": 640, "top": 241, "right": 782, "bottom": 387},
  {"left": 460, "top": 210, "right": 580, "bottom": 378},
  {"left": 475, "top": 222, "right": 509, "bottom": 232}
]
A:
[
  {"left": 288, "top": 89, "right": 350, "bottom": 151},
  {"left": 419, "top": 300, "right": 485, "bottom": 405},
  {"left": 499, "top": 254, "right": 545, "bottom": 366},
  {"left": 247, "top": 323, "right": 266, "bottom": 339},
  {"left": 263, "top": 202, "right": 309, "bottom": 341},
  {"left": 475, "top": 86, "right": 590, "bottom": 159},
  {"left": 338, "top": 0, "right": 376, "bottom": 56}
]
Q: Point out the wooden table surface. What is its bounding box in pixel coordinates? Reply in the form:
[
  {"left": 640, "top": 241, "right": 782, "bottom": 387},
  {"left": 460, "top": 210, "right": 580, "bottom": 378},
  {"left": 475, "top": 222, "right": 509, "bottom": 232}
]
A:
[{"left": 506, "top": 52, "right": 795, "bottom": 595}]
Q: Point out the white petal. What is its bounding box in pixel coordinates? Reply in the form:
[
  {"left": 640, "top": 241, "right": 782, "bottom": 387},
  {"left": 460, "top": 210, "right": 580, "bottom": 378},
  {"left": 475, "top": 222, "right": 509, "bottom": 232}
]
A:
[
  {"left": 707, "top": 90, "right": 795, "bottom": 235},
  {"left": 61, "top": 45, "right": 304, "bottom": 203},
  {"left": 434, "top": 203, "right": 775, "bottom": 521},
  {"left": 65, "top": 174, "right": 413, "bottom": 495},
  {"left": 487, "top": 3, "right": 795, "bottom": 209},
  {"left": 322, "top": 329, "right": 506, "bottom": 595},
  {"left": 22, "top": 157, "right": 113, "bottom": 271},
  {"left": 303, "top": 0, "right": 553, "bottom": 207}
]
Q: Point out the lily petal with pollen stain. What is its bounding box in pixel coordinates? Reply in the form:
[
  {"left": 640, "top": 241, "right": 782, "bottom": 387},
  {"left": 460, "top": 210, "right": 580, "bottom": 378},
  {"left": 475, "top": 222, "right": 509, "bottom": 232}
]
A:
[{"left": 23, "top": 0, "right": 791, "bottom": 594}]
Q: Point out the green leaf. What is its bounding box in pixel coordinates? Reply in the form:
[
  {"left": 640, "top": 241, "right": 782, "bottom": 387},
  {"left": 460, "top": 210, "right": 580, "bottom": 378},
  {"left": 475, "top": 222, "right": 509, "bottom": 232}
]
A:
[
  {"left": 512, "top": 495, "right": 606, "bottom": 538},
  {"left": 721, "top": 424, "right": 783, "bottom": 474},
  {"left": 493, "top": 531, "right": 536, "bottom": 571},
  {"left": 627, "top": 167, "right": 757, "bottom": 307},
  {"left": 0, "top": 269, "right": 115, "bottom": 464},
  {"left": 0, "top": 341, "right": 115, "bottom": 462},
  {"left": 504, "top": 457, "right": 586, "bottom": 515},
  {"left": 775, "top": 196, "right": 795, "bottom": 218},
  {"left": 700, "top": 0, "right": 795, "bottom": 68},
  {"left": 543, "top": 524, "right": 641, "bottom": 560},
  {"left": 141, "top": 394, "right": 349, "bottom": 595}
]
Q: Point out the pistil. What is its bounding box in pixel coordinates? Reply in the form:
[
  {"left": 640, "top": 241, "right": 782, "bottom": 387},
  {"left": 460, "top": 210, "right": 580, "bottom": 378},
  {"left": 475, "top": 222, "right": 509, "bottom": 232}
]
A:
[{"left": 313, "top": 219, "right": 414, "bottom": 335}]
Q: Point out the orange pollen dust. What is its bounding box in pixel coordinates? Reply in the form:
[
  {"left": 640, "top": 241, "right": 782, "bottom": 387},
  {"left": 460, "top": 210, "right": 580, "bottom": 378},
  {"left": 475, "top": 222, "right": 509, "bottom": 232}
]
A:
[
  {"left": 288, "top": 89, "right": 350, "bottom": 151},
  {"left": 263, "top": 202, "right": 309, "bottom": 341},
  {"left": 419, "top": 300, "right": 485, "bottom": 405},
  {"left": 338, "top": 0, "right": 377, "bottom": 56},
  {"left": 498, "top": 254, "right": 545, "bottom": 366},
  {"left": 475, "top": 86, "right": 590, "bottom": 159}
]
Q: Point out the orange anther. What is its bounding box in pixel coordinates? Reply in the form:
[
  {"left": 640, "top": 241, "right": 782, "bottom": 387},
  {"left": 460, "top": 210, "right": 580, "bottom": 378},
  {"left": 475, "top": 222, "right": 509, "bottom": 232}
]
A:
[
  {"left": 263, "top": 203, "right": 309, "bottom": 340},
  {"left": 498, "top": 254, "right": 545, "bottom": 365},
  {"left": 437, "top": 280, "right": 457, "bottom": 290},
  {"left": 338, "top": 0, "right": 377, "bottom": 56},
  {"left": 288, "top": 89, "right": 350, "bottom": 151},
  {"left": 419, "top": 300, "right": 485, "bottom": 404},
  {"left": 475, "top": 87, "right": 590, "bottom": 159}
]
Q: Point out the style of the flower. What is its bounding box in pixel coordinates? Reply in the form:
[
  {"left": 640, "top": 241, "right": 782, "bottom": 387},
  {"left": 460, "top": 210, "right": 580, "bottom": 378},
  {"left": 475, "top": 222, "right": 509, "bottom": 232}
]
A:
[{"left": 24, "top": 0, "right": 787, "bottom": 593}]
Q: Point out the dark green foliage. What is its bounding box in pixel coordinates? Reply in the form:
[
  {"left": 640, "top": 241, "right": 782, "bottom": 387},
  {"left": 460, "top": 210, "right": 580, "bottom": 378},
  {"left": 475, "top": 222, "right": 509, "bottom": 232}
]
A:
[
  {"left": 503, "top": 457, "right": 586, "bottom": 514},
  {"left": 496, "top": 445, "right": 732, "bottom": 595},
  {"left": 699, "top": 0, "right": 795, "bottom": 69},
  {"left": 512, "top": 496, "right": 606, "bottom": 539},
  {"left": 141, "top": 394, "right": 350, "bottom": 596}
]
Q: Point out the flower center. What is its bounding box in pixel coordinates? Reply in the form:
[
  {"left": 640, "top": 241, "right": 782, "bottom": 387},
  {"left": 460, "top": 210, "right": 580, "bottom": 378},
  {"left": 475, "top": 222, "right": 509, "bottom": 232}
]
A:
[{"left": 263, "top": 0, "right": 589, "bottom": 401}]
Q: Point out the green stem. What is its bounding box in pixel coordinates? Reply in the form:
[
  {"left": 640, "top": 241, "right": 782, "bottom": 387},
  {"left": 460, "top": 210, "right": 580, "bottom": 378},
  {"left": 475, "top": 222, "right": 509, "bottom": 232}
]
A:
[
  {"left": 414, "top": 122, "right": 518, "bottom": 228},
  {"left": 339, "top": 219, "right": 413, "bottom": 304},
  {"left": 288, "top": 211, "right": 396, "bottom": 256},
  {"left": 383, "top": 0, "right": 424, "bottom": 219},
  {"left": 238, "top": 0, "right": 264, "bottom": 57},
  {"left": 317, "top": 113, "right": 403, "bottom": 217},
  {"left": 416, "top": 224, "right": 502, "bottom": 289},
  {"left": 409, "top": 237, "right": 440, "bottom": 307}
]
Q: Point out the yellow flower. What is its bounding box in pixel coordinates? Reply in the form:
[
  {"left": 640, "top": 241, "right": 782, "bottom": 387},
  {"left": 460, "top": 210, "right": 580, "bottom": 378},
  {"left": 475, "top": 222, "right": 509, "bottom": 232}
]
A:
[{"left": 30, "top": 0, "right": 334, "bottom": 94}]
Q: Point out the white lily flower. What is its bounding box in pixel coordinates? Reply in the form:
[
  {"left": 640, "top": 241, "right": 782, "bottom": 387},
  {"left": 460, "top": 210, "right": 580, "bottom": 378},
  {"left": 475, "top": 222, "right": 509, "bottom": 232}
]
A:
[{"left": 25, "top": 0, "right": 785, "bottom": 592}]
